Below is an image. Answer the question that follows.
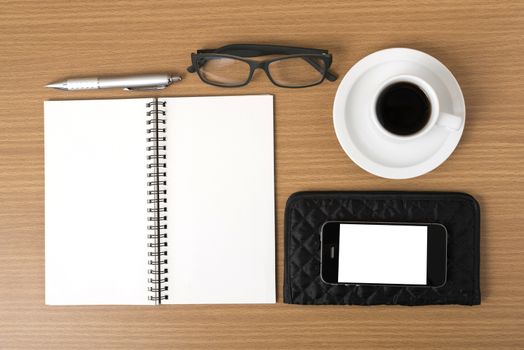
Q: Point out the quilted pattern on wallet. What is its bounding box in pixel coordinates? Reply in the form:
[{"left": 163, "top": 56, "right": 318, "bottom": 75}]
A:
[{"left": 284, "top": 192, "right": 481, "bottom": 305}]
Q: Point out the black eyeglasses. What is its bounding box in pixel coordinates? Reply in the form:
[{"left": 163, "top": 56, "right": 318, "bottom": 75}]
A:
[{"left": 187, "top": 44, "right": 337, "bottom": 88}]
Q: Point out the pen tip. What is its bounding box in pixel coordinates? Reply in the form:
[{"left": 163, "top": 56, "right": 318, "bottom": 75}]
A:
[
  {"left": 45, "top": 82, "right": 67, "bottom": 89},
  {"left": 170, "top": 75, "right": 182, "bottom": 83}
]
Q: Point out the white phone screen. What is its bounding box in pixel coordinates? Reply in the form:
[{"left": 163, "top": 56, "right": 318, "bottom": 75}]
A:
[{"left": 338, "top": 224, "right": 428, "bottom": 285}]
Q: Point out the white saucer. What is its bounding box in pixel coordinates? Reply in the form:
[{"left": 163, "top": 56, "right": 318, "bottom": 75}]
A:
[{"left": 333, "top": 48, "right": 465, "bottom": 179}]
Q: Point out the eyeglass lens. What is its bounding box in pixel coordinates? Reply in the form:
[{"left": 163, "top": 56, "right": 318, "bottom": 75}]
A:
[
  {"left": 198, "top": 57, "right": 251, "bottom": 86},
  {"left": 268, "top": 56, "right": 326, "bottom": 87}
]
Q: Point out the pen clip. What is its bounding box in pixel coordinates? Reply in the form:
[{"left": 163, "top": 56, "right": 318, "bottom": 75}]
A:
[
  {"left": 124, "top": 85, "right": 168, "bottom": 91},
  {"left": 123, "top": 75, "right": 181, "bottom": 91}
]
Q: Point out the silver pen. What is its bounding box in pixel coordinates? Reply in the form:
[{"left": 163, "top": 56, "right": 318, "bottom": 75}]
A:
[{"left": 45, "top": 73, "right": 182, "bottom": 91}]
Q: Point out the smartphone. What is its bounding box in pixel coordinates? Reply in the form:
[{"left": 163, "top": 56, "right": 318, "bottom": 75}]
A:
[{"left": 321, "top": 222, "right": 447, "bottom": 287}]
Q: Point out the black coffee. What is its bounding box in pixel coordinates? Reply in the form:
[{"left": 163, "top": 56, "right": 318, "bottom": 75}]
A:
[{"left": 376, "top": 82, "right": 431, "bottom": 136}]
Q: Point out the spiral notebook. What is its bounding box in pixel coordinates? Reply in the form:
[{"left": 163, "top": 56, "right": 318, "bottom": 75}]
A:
[{"left": 44, "top": 95, "right": 275, "bottom": 305}]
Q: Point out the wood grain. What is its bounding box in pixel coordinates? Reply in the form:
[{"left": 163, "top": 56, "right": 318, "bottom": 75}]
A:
[{"left": 1, "top": 0, "right": 523, "bottom": 348}]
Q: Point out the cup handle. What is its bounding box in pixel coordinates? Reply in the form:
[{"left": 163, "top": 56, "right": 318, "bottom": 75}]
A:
[{"left": 437, "top": 112, "right": 463, "bottom": 131}]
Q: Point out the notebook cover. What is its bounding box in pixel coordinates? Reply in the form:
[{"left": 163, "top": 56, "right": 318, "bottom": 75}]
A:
[{"left": 284, "top": 191, "right": 481, "bottom": 305}]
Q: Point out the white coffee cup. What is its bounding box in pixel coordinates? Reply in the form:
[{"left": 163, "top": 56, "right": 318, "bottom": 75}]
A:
[{"left": 371, "top": 75, "right": 463, "bottom": 141}]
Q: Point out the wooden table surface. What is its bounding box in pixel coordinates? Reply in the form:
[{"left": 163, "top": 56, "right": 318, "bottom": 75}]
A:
[{"left": 1, "top": 0, "right": 523, "bottom": 349}]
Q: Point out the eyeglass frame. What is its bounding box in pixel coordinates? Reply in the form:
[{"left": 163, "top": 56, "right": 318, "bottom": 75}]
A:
[{"left": 187, "top": 44, "right": 337, "bottom": 88}]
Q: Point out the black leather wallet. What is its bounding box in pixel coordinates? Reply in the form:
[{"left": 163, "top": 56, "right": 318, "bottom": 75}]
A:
[{"left": 284, "top": 191, "right": 481, "bottom": 306}]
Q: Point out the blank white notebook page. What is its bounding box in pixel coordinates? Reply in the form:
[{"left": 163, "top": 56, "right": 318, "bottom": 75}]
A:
[
  {"left": 165, "top": 95, "right": 276, "bottom": 304},
  {"left": 44, "top": 99, "right": 151, "bottom": 305}
]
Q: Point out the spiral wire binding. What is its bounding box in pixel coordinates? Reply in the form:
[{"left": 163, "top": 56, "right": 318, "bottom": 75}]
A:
[{"left": 146, "top": 98, "right": 168, "bottom": 304}]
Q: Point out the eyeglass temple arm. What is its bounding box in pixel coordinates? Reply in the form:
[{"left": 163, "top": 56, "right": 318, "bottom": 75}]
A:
[
  {"left": 301, "top": 56, "right": 337, "bottom": 82},
  {"left": 210, "top": 43, "right": 325, "bottom": 55},
  {"left": 189, "top": 44, "right": 337, "bottom": 81}
]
